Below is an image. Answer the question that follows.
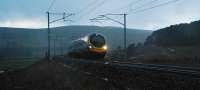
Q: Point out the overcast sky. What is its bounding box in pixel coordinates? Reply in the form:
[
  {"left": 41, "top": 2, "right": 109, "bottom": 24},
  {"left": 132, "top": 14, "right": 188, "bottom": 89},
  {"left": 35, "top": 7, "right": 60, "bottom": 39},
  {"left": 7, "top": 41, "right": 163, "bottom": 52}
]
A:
[{"left": 0, "top": 0, "right": 200, "bottom": 30}]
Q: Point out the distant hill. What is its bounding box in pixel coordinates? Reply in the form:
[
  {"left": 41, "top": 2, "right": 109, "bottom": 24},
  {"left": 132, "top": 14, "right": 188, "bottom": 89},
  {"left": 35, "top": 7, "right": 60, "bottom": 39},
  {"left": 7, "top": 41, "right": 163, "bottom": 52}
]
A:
[
  {"left": 145, "top": 20, "right": 200, "bottom": 46},
  {"left": 52, "top": 26, "right": 152, "bottom": 49},
  {"left": 0, "top": 26, "right": 152, "bottom": 58}
]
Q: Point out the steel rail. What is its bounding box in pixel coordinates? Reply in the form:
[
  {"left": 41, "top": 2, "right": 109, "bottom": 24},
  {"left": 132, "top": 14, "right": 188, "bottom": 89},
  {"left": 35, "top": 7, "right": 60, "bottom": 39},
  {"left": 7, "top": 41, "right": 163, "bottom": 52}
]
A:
[{"left": 54, "top": 56, "right": 200, "bottom": 78}]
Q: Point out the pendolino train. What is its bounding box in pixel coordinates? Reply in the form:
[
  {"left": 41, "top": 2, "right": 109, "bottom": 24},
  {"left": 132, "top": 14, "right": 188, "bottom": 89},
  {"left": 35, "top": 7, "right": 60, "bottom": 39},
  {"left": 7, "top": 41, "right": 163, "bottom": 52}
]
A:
[{"left": 67, "top": 33, "right": 107, "bottom": 59}]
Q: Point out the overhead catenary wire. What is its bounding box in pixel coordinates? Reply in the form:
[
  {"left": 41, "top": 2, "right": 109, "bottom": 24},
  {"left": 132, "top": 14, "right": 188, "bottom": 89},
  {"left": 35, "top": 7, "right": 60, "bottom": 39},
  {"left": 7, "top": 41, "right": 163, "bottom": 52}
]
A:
[
  {"left": 90, "top": 0, "right": 181, "bottom": 24},
  {"left": 102, "top": 0, "right": 145, "bottom": 22},
  {"left": 49, "top": 13, "right": 74, "bottom": 23},
  {"left": 46, "top": 0, "right": 75, "bottom": 23},
  {"left": 85, "top": 0, "right": 107, "bottom": 16},
  {"left": 76, "top": 0, "right": 99, "bottom": 15},
  {"left": 110, "top": 0, "right": 144, "bottom": 13},
  {"left": 46, "top": 0, "right": 76, "bottom": 59},
  {"left": 128, "top": 0, "right": 159, "bottom": 13},
  {"left": 71, "top": 0, "right": 102, "bottom": 23},
  {"left": 75, "top": 0, "right": 108, "bottom": 22},
  {"left": 129, "top": 0, "right": 145, "bottom": 8},
  {"left": 128, "top": 0, "right": 181, "bottom": 15},
  {"left": 47, "top": 0, "right": 57, "bottom": 12}
]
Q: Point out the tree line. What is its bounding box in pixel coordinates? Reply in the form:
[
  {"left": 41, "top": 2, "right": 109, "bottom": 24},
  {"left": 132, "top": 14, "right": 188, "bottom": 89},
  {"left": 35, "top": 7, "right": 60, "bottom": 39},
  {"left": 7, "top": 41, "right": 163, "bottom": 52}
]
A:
[{"left": 145, "top": 20, "right": 200, "bottom": 46}]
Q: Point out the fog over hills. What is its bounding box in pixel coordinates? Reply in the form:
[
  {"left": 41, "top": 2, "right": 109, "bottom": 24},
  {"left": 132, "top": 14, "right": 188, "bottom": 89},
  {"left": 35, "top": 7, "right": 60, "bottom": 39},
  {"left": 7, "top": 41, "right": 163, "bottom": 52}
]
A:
[{"left": 0, "top": 26, "right": 152, "bottom": 58}]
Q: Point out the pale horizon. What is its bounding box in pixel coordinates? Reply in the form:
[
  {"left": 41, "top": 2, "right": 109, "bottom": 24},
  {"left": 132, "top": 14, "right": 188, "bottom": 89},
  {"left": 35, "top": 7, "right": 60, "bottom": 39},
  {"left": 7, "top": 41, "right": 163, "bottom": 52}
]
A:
[{"left": 0, "top": 0, "right": 200, "bottom": 30}]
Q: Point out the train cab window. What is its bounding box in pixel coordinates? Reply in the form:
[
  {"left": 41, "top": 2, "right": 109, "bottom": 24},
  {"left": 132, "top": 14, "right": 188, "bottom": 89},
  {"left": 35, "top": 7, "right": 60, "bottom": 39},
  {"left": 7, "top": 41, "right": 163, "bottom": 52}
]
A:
[{"left": 89, "top": 34, "right": 105, "bottom": 48}]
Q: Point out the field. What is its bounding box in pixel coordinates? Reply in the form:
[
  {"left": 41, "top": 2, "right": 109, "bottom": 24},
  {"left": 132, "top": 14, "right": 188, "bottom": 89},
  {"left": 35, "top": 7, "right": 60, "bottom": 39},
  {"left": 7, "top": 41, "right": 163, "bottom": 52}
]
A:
[
  {"left": 0, "top": 58, "right": 41, "bottom": 71},
  {"left": 128, "top": 46, "right": 200, "bottom": 67}
]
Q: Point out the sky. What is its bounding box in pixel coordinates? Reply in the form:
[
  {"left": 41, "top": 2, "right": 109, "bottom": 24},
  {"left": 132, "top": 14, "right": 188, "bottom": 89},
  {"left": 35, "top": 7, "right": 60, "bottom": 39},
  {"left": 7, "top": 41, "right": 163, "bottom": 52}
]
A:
[{"left": 0, "top": 0, "right": 200, "bottom": 30}]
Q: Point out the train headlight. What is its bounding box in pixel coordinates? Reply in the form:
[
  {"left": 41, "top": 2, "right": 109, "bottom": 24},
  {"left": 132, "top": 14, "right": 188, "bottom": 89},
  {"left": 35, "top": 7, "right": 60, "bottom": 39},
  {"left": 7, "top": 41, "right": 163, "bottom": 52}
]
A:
[
  {"left": 82, "top": 36, "right": 89, "bottom": 42},
  {"left": 103, "top": 45, "right": 107, "bottom": 50}
]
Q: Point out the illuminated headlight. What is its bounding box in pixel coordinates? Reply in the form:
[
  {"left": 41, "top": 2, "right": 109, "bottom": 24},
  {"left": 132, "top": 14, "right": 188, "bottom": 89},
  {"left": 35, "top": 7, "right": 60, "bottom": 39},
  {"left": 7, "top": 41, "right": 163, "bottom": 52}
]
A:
[
  {"left": 103, "top": 45, "right": 107, "bottom": 50},
  {"left": 82, "top": 36, "right": 89, "bottom": 42},
  {"left": 89, "top": 46, "right": 92, "bottom": 49}
]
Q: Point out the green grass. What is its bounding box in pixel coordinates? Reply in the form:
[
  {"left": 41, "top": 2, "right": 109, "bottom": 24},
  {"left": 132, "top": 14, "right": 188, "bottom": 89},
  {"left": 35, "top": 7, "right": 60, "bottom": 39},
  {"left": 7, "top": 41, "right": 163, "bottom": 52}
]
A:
[{"left": 0, "top": 58, "right": 41, "bottom": 71}]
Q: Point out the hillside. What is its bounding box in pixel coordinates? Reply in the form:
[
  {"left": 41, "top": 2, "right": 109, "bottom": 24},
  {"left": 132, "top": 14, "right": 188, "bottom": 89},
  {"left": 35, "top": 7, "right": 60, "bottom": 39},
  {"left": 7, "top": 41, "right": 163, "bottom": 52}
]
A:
[
  {"left": 124, "top": 20, "right": 200, "bottom": 66},
  {"left": 145, "top": 20, "right": 200, "bottom": 46},
  {"left": 0, "top": 26, "right": 152, "bottom": 58}
]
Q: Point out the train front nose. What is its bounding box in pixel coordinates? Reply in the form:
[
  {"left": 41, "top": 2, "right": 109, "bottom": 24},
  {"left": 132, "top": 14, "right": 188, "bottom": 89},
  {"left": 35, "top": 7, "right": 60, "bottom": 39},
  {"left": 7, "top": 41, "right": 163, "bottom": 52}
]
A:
[
  {"left": 88, "top": 34, "right": 107, "bottom": 56},
  {"left": 89, "top": 34, "right": 106, "bottom": 48},
  {"left": 67, "top": 33, "right": 107, "bottom": 59}
]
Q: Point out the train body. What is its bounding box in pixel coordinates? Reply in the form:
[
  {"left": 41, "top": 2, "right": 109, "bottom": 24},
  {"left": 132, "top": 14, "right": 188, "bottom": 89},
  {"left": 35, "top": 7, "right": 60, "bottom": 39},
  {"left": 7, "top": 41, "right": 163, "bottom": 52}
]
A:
[{"left": 67, "top": 33, "right": 107, "bottom": 59}]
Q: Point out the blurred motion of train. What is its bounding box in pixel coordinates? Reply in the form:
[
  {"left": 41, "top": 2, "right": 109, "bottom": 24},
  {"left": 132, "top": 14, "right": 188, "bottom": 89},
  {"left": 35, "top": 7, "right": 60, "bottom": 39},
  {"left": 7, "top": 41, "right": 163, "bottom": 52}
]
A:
[{"left": 67, "top": 33, "right": 107, "bottom": 59}]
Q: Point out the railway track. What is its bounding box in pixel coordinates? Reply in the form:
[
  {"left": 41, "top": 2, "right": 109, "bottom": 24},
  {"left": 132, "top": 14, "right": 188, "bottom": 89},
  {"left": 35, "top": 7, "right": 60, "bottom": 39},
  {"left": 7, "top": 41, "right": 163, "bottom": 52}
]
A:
[
  {"left": 51, "top": 56, "right": 200, "bottom": 90},
  {"left": 54, "top": 56, "right": 200, "bottom": 78},
  {"left": 111, "top": 62, "right": 200, "bottom": 78}
]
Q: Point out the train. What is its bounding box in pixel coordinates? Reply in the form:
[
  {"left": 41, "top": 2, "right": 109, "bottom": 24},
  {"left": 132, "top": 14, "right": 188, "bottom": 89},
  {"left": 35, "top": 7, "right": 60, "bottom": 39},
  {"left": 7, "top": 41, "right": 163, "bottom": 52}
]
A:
[{"left": 67, "top": 33, "right": 107, "bottom": 59}]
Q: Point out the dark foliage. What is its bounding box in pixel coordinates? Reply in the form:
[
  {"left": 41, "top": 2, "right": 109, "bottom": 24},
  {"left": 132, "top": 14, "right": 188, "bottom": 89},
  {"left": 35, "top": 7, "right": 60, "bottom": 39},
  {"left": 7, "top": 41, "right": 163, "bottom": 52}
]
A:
[{"left": 145, "top": 20, "right": 200, "bottom": 46}]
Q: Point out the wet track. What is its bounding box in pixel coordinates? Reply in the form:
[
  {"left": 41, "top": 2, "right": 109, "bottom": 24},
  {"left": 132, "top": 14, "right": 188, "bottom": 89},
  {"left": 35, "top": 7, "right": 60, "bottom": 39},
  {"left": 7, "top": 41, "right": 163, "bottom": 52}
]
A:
[
  {"left": 1, "top": 56, "right": 200, "bottom": 90},
  {"left": 53, "top": 56, "right": 200, "bottom": 90},
  {"left": 54, "top": 56, "right": 200, "bottom": 79}
]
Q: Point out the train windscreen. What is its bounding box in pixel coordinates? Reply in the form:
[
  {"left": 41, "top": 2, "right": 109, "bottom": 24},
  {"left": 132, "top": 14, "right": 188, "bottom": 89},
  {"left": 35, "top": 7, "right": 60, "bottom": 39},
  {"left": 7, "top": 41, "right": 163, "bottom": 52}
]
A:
[{"left": 89, "top": 34, "right": 105, "bottom": 48}]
